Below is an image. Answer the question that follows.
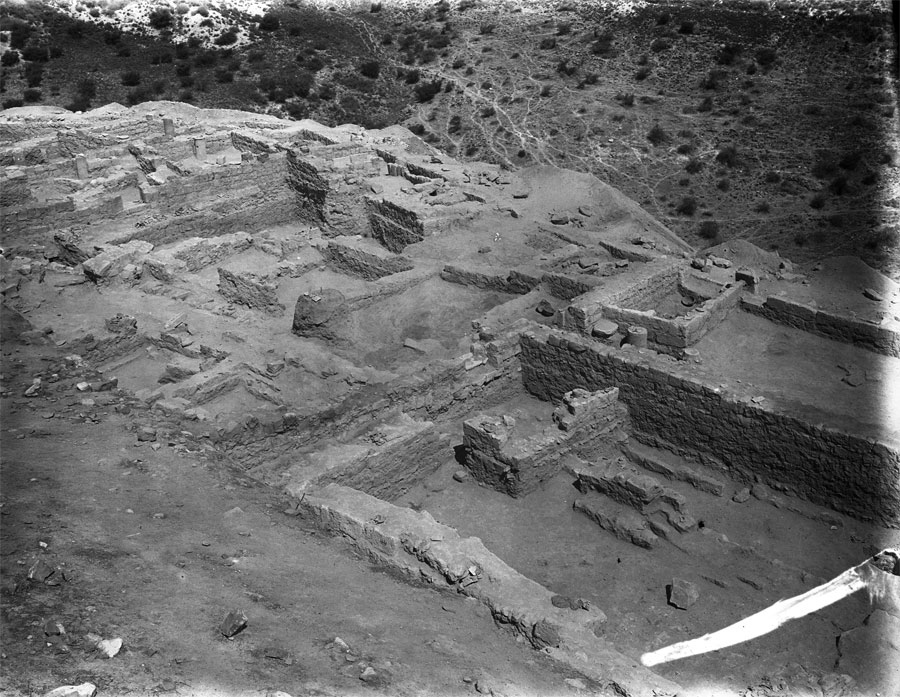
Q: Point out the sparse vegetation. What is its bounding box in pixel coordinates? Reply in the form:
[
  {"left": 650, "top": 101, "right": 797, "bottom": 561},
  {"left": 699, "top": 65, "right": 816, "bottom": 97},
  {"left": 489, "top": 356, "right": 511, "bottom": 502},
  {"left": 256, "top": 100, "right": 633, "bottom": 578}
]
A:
[
  {"left": 121, "top": 70, "right": 142, "bottom": 87},
  {"left": 698, "top": 220, "right": 720, "bottom": 239},
  {"left": 647, "top": 123, "right": 669, "bottom": 146},
  {"left": 676, "top": 196, "right": 698, "bottom": 215},
  {"left": 715, "top": 145, "right": 739, "bottom": 168}
]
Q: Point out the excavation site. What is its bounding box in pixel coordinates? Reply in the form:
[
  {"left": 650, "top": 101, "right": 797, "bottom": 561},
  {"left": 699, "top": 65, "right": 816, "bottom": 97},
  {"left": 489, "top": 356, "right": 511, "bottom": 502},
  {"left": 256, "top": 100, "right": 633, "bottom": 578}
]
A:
[{"left": 1, "top": 98, "right": 899, "bottom": 696}]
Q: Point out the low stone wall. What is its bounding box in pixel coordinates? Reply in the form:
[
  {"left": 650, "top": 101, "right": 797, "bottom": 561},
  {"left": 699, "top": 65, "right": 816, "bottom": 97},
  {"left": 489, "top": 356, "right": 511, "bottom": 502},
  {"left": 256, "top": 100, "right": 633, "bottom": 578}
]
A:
[
  {"left": 519, "top": 327, "right": 900, "bottom": 527},
  {"left": 216, "top": 268, "right": 285, "bottom": 316},
  {"left": 440, "top": 265, "right": 540, "bottom": 295},
  {"left": 321, "top": 240, "right": 414, "bottom": 280},
  {"left": 742, "top": 294, "right": 900, "bottom": 358},
  {"left": 2, "top": 195, "right": 125, "bottom": 246}
]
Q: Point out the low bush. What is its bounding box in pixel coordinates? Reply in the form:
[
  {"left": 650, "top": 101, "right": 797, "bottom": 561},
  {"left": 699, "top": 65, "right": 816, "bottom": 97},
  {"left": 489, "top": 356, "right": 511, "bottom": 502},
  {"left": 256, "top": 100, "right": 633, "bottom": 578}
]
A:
[
  {"left": 259, "top": 13, "right": 280, "bottom": 31},
  {"left": 635, "top": 66, "right": 651, "bottom": 80},
  {"left": 764, "top": 170, "right": 780, "bottom": 183},
  {"left": 414, "top": 80, "right": 442, "bottom": 103},
  {"left": 215, "top": 29, "right": 238, "bottom": 46},
  {"left": 716, "top": 43, "right": 743, "bottom": 65},
  {"left": 685, "top": 157, "right": 702, "bottom": 173},
  {"left": 360, "top": 60, "right": 380, "bottom": 79},
  {"left": 678, "top": 20, "right": 695, "bottom": 34},
  {"left": 21, "top": 44, "right": 50, "bottom": 62},
  {"left": 697, "top": 96, "right": 713, "bottom": 112},
  {"left": 755, "top": 47, "right": 778, "bottom": 68},
  {"left": 2, "top": 98, "right": 25, "bottom": 109},
  {"left": 148, "top": 7, "right": 173, "bottom": 30},
  {"left": 539, "top": 37, "right": 557, "bottom": 49},
  {"left": 716, "top": 178, "right": 730, "bottom": 192},
  {"left": 650, "top": 37, "right": 671, "bottom": 52},
  {"left": 676, "top": 196, "right": 697, "bottom": 215},
  {"left": 23, "top": 88, "right": 41, "bottom": 102},
  {"left": 615, "top": 92, "right": 634, "bottom": 107},
  {"left": 121, "top": 70, "right": 142, "bottom": 86},
  {"left": 755, "top": 201, "right": 770, "bottom": 213},
  {"left": 698, "top": 220, "right": 719, "bottom": 239},
  {"left": 1, "top": 51, "right": 20, "bottom": 67},
  {"left": 715, "top": 145, "right": 738, "bottom": 167},
  {"left": 809, "top": 193, "right": 826, "bottom": 209},
  {"left": 24, "top": 63, "right": 43, "bottom": 87},
  {"left": 647, "top": 123, "right": 669, "bottom": 146}
]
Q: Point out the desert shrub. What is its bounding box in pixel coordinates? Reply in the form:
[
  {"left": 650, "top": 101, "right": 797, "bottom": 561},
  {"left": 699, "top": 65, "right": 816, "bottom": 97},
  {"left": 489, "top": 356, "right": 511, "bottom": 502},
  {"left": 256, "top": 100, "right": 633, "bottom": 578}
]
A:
[
  {"left": 479, "top": 23, "right": 495, "bottom": 35},
  {"left": 635, "top": 66, "right": 651, "bottom": 80},
  {"left": 803, "top": 104, "right": 822, "bottom": 115},
  {"left": 194, "top": 50, "right": 217, "bottom": 67},
  {"left": 540, "top": 84, "right": 552, "bottom": 97},
  {"left": 451, "top": 58, "right": 465, "bottom": 69},
  {"left": 764, "top": 170, "right": 780, "bottom": 183},
  {"left": 428, "top": 34, "right": 451, "bottom": 50},
  {"left": 7, "top": 19, "right": 33, "bottom": 50},
  {"left": 829, "top": 176, "right": 850, "bottom": 195},
  {"left": 259, "top": 12, "right": 280, "bottom": 31},
  {"left": 2, "top": 98, "right": 25, "bottom": 109},
  {"left": 715, "top": 145, "right": 738, "bottom": 167},
  {"left": 678, "top": 20, "right": 695, "bottom": 34},
  {"left": 700, "top": 69, "right": 726, "bottom": 90},
  {"left": 174, "top": 43, "right": 191, "bottom": 60},
  {"left": 370, "top": 1, "right": 383, "bottom": 11},
  {"left": 420, "top": 48, "right": 437, "bottom": 63},
  {"left": 647, "top": 123, "right": 669, "bottom": 146},
  {"left": 414, "top": 80, "right": 442, "bottom": 102},
  {"left": 676, "top": 196, "right": 697, "bottom": 215},
  {"left": 126, "top": 87, "right": 153, "bottom": 106},
  {"left": 21, "top": 44, "right": 50, "bottom": 62},
  {"left": 539, "top": 37, "right": 557, "bottom": 49},
  {"left": 24, "top": 63, "right": 44, "bottom": 87},
  {"left": 557, "top": 59, "right": 577, "bottom": 77},
  {"left": 215, "top": 29, "right": 238, "bottom": 46},
  {"left": 697, "top": 96, "right": 713, "bottom": 112},
  {"left": 811, "top": 156, "right": 837, "bottom": 178},
  {"left": 578, "top": 73, "right": 599, "bottom": 88},
  {"left": 716, "top": 178, "right": 730, "bottom": 192},
  {"left": 716, "top": 43, "right": 743, "bottom": 65},
  {"left": 1, "top": 51, "right": 19, "bottom": 67},
  {"left": 839, "top": 151, "right": 861, "bottom": 170},
  {"left": 404, "top": 68, "right": 420, "bottom": 84},
  {"left": 175, "top": 62, "right": 191, "bottom": 76},
  {"left": 755, "top": 47, "right": 777, "bottom": 68},
  {"left": 22, "top": 88, "right": 41, "bottom": 102},
  {"left": 65, "top": 96, "right": 92, "bottom": 112},
  {"left": 148, "top": 8, "right": 173, "bottom": 31},
  {"left": 360, "top": 60, "right": 380, "bottom": 79},
  {"left": 591, "top": 32, "right": 615, "bottom": 56},
  {"left": 685, "top": 157, "right": 703, "bottom": 173},
  {"left": 76, "top": 78, "right": 97, "bottom": 101},
  {"left": 121, "top": 70, "right": 142, "bottom": 86},
  {"left": 657, "top": 12, "right": 671, "bottom": 25},
  {"left": 117, "top": 46, "right": 131, "bottom": 57},
  {"left": 151, "top": 79, "right": 166, "bottom": 95},
  {"left": 698, "top": 220, "right": 719, "bottom": 239},
  {"left": 650, "top": 37, "right": 671, "bottom": 52},
  {"left": 408, "top": 123, "right": 426, "bottom": 136},
  {"left": 615, "top": 92, "right": 634, "bottom": 107},
  {"left": 755, "top": 201, "right": 770, "bottom": 213},
  {"left": 481, "top": 105, "right": 495, "bottom": 117},
  {"left": 809, "top": 193, "right": 826, "bottom": 209},
  {"left": 179, "top": 75, "right": 194, "bottom": 88},
  {"left": 214, "top": 69, "right": 234, "bottom": 83}
]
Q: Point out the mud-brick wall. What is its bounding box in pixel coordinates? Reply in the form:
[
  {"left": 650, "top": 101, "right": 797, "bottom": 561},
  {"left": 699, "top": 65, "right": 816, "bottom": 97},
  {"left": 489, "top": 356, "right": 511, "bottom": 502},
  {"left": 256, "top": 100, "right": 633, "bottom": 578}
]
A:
[
  {"left": 365, "top": 197, "right": 425, "bottom": 252},
  {"left": 1, "top": 196, "right": 124, "bottom": 246},
  {"left": 743, "top": 295, "right": 900, "bottom": 359},
  {"left": 440, "top": 265, "right": 540, "bottom": 295},
  {"left": 286, "top": 150, "right": 329, "bottom": 224},
  {"left": 519, "top": 330, "right": 900, "bottom": 527}
]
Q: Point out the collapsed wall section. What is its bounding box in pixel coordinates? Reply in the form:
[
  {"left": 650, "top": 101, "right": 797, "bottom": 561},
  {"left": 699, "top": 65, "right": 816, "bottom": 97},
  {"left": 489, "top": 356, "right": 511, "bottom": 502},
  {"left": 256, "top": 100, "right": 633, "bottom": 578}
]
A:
[
  {"left": 519, "top": 327, "right": 900, "bottom": 527},
  {"left": 365, "top": 196, "right": 425, "bottom": 252}
]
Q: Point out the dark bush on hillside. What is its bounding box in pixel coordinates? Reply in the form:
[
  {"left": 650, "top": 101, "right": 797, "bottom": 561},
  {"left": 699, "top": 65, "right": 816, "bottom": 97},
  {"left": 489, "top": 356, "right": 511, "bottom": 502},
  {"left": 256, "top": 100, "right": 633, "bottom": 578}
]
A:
[
  {"left": 360, "top": 60, "right": 380, "bottom": 79},
  {"left": 696, "top": 96, "right": 713, "bottom": 112},
  {"left": 829, "top": 176, "right": 850, "bottom": 195},
  {"left": 676, "top": 196, "right": 697, "bottom": 215},
  {"left": 452, "top": 58, "right": 465, "bottom": 69},
  {"left": 370, "top": 2, "right": 383, "bottom": 12},
  {"left": 764, "top": 170, "right": 781, "bottom": 183},
  {"left": 448, "top": 114, "right": 461, "bottom": 133},
  {"left": 259, "top": 13, "right": 280, "bottom": 31},
  {"left": 678, "top": 20, "right": 695, "bottom": 34},
  {"left": 215, "top": 29, "right": 238, "bottom": 46},
  {"left": 404, "top": 69, "right": 420, "bottom": 84},
  {"left": 121, "top": 70, "right": 142, "bottom": 86},
  {"left": 179, "top": 75, "right": 194, "bottom": 88},
  {"left": 700, "top": 69, "right": 726, "bottom": 89},
  {"left": 803, "top": 104, "right": 822, "bottom": 116},
  {"left": 66, "top": 96, "right": 92, "bottom": 112},
  {"left": 755, "top": 201, "right": 770, "bottom": 213},
  {"left": 21, "top": 44, "right": 50, "bottom": 62},
  {"left": 414, "top": 80, "right": 442, "bottom": 103},
  {"left": 481, "top": 105, "right": 496, "bottom": 117},
  {"left": 174, "top": 43, "right": 191, "bottom": 59},
  {"left": 591, "top": 32, "right": 615, "bottom": 56},
  {"left": 635, "top": 66, "right": 651, "bottom": 80},
  {"left": 2, "top": 98, "right": 25, "bottom": 109},
  {"left": 698, "top": 220, "right": 720, "bottom": 239},
  {"left": 557, "top": 59, "right": 577, "bottom": 77},
  {"left": 650, "top": 37, "right": 671, "bottom": 52},
  {"left": 151, "top": 79, "right": 166, "bottom": 96},
  {"left": 307, "top": 55, "right": 325, "bottom": 72},
  {"left": 715, "top": 145, "right": 738, "bottom": 167},
  {"left": 23, "top": 88, "right": 41, "bottom": 102},
  {"left": 148, "top": 8, "right": 173, "bottom": 30},
  {"left": 685, "top": 157, "right": 703, "bottom": 173},
  {"left": 812, "top": 156, "right": 837, "bottom": 179},
  {"left": 615, "top": 92, "right": 634, "bottom": 107},
  {"left": 839, "top": 151, "right": 861, "bottom": 170},
  {"left": 194, "top": 50, "right": 217, "bottom": 67},
  {"left": 24, "top": 63, "right": 43, "bottom": 87},
  {"left": 104, "top": 29, "right": 121, "bottom": 45},
  {"left": 7, "top": 19, "right": 33, "bottom": 50},
  {"left": 557, "top": 22, "right": 572, "bottom": 35},
  {"left": 578, "top": 73, "right": 599, "bottom": 88},
  {"left": 429, "top": 34, "right": 451, "bottom": 49},
  {"left": 540, "top": 84, "right": 552, "bottom": 97},
  {"left": 716, "top": 178, "right": 730, "bottom": 192},
  {"left": 647, "top": 123, "right": 669, "bottom": 146},
  {"left": 175, "top": 62, "right": 191, "bottom": 76},
  {"left": 0, "top": 51, "right": 19, "bottom": 67},
  {"left": 215, "top": 69, "right": 235, "bottom": 83},
  {"left": 657, "top": 12, "right": 671, "bottom": 25},
  {"left": 76, "top": 78, "right": 97, "bottom": 101},
  {"left": 716, "top": 43, "right": 743, "bottom": 65},
  {"left": 479, "top": 24, "right": 495, "bottom": 35},
  {"left": 810, "top": 193, "right": 826, "bottom": 209},
  {"left": 126, "top": 87, "right": 153, "bottom": 106},
  {"left": 755, "top": 47, "right": 777, "bottom": 68},
  {"left": 539, "top": 37, "right": 557, "bottom": 49},
  {"left": 117, "top": 46, "right": 131, "bottom": 57},
  {"left": 408, "top": 123, "right": 426, "bottom": 136}
]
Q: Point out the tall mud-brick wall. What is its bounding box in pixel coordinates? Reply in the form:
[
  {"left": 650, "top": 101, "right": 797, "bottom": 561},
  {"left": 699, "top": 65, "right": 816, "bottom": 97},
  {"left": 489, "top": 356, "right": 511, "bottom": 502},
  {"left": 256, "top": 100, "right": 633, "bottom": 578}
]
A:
[
  {"left": 519, "top": 329, "right": 900, "bottom": 528},
  {"left": 286, "top": 149, "right": 329, "bottom": 225},
  {"left": 365, "top": 197, "right": 425, "bottom": 252}
]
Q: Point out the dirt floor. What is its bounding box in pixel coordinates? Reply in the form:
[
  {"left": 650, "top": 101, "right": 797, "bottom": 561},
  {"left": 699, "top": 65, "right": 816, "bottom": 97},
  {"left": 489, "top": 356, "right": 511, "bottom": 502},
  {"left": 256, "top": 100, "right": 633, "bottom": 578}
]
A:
[{"left": 0, "top": 306, "right": 599, "bottom": 697}]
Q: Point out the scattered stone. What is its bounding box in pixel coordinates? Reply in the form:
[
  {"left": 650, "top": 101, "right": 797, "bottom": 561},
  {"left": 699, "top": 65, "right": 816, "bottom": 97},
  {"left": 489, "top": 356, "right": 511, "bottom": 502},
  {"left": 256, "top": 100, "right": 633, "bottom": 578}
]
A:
[
  {"left": 220, "top": 609, "right": 248, "bottom": 637},
  {"left": 732, "top": 487, "right": 751, "bottom": 503},
  {"left": 24, "top": 378, "right": 41, "bottom": 396},
  {"left": 578, "top": 205, "right": 594, "bottom": 217},
  {"left": 549, "top": 211, "right": 570, "bottom": 225},
  {"left": 667, "top": 578, "right": 699, "bottom": 609},
  {"left": 452, "top": 469, "right": 469, "bottom": 483},
  {"left": 863, "top": 287, "right": 884, "bottom": 302},
  {"left": 708, "top": 255, "right": 733, "bottom": 269},
  {"left": 43, "top": 684, "right": 97, "bottom": 697},
  {"left": 137, "top": 426, "right": 157, "bottom": 442},
  {"left": 690, "top": 257, "right": 707, "bottom": 270},
  {"left": 565, "top": 678, "right": 586, "bottom": 690},
  {"left": 27, "top": 559, "right": 56, "bottom": 583},
  {"left": 535, "top": 299, "right": 556, "bottom": 317},
  {"left": 76, "top": 381, "right": 91, "bottom": 392},
  {"left": 531, "top": 619, "right": 561, "bottom": 648},
  {"left": 43, "top": 619, "right": 65, "bottom": 636},
  {"left": 614, "top": 259, "right": 629, "bottom": 268},
  {"left": 591, "top": 318, "right": 619, "bottom": 339},
  {"left": 511, "top": 188, "right": 529, "bottom": 199},
  {"left": 97, "top": 637, "right": 123, "bottom": 658},
  {"left": 403, "top": 337, "right": 428, "bottom": 353}
]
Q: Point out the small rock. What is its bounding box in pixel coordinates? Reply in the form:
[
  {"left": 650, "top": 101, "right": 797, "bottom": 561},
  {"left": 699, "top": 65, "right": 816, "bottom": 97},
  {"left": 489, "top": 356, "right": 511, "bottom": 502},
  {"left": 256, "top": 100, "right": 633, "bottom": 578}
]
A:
[
  {"left": 549, "top": 211, "right": 570, "bottom": 225},
  {"left": 535, "top": 299, "right": 556, "bottom": 317},
  {"left": 591, "top": 318, "right": 619, "bottom": 339},
  {"left": 24, "top": 379, "right": 41, "bottom": 397},
  {"left": 137, "top": 426, "right": 157, "bottom": 442},
  {"left": 97, "top": 637, "right": 123, "bottom": 658},
  {"left": 732, "top": 487, "right": 751, "bottom": 503},
  {"left": 359, "top": 666, "right": 377, "bottom": 681},
  {"left": 452, "top": 469, "right": 469, "bottom": 483},
  {"left": 27, "top": 559, "right": 55, "bottom": 583},
  {"left": 43, "top": 684, "right": 97, "bottom": 697},
  {"left": 709, "top": 255, "right": 733, "bottom": 269},
  {"left": 220, "top": 609, "right": 248, "bottom": 637},
  {"left": 578, "top": 205, "right": 595, "bottom": 217},
  {"left": 614, "top": 259, "right": 629, "bottom": 268},
  {"left": 477, "top": 246, "right": 491, "bottom": 254},
  {"left": 690, "top": 257, "right": 707, "bottom": 270},
  {"left": 76, "top": 382, "right": 91, "bottom": 392},
  {"left": 863, "top": 288, "right": 884, "bottom": 302},
  {"left": 565, "top": 677, "right": 586, "bottom": 690},
  {"left": 97, "top": 377, "right": 118, "bottom": 391},
  {"left": 43, "top": 619, "right": 65, "bottom": 636},
  {"left": 668, "top": 578, "right": 699, "bottom": 609}
]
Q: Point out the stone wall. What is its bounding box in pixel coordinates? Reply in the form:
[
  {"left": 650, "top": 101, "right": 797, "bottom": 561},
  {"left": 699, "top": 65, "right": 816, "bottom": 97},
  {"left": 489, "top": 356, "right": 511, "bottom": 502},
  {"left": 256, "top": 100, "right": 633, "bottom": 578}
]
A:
[
  {"left": 742, "top": 294, "right": 900, "bottom": 359},
  {"left": 519, "top": 328, "right": 900, "bottom": 527},
  {"left": 440, "top": 265, "right": 540, "bottom": 295},
  {"left": 216, "top": 268, "right": 285, "bottom": 316},
  {"left": 2, "top": 195, "right": 125, "bottom": 247},
  {"left": 321, "top": 240, "right": 414, "bottom": 280},
  {"left": 365, "top": 196, "right": 425, "bottom": 252}
]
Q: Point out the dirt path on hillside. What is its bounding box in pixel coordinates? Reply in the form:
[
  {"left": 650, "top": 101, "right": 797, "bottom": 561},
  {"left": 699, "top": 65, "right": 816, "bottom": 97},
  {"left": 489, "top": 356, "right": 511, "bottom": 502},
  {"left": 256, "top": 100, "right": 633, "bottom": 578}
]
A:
[{"left": 0, "top": 304, "right": 597, "bottom": 697}]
